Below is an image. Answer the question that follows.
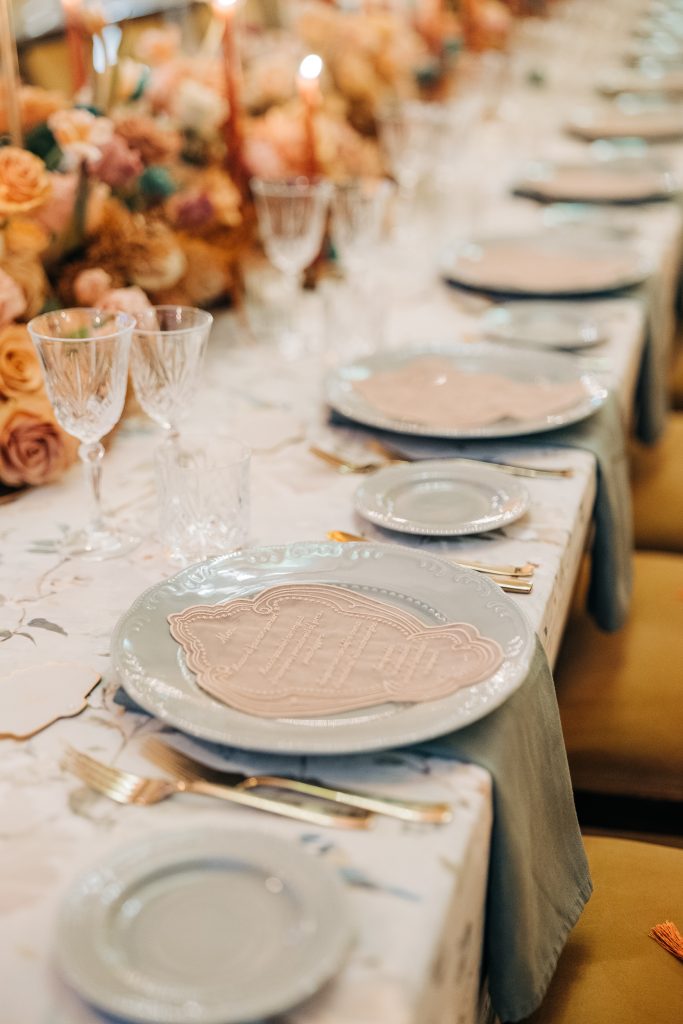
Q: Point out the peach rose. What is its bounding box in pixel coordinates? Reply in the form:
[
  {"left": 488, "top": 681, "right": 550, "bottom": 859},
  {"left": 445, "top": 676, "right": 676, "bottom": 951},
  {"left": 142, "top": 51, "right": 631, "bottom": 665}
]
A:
[
  {"left": 134, "top": 25, "right": 182, "bottom": 66},
  {"left": 0, "top": 148, "right": 50, "bottom": 216},
  {"left": 4, "top": 218, "right": 50, "bottom": 256},
  {"left": 0, "top": 395, "right": 78, "bottom": 487},
  {"left": 0, "top": 324, "right": 42, "bottom": 398},
  {"left": 0, "top": 255, "right": 48, "bottom": 320},
  {"left": 0, "top": 270, "right": 27, "bottom": 329},
  {"left": 74, "top": 268, "right": 112, "bottom": 306},
  {"left": 30, "top": 171, "right": 78, "bottom": 236}
]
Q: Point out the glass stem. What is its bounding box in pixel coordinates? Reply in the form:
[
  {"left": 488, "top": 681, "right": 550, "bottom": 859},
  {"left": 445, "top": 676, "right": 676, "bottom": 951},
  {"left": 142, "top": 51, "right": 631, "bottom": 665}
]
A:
[{"left": 79, "top": 441, "right": 106, "bottom": 537}]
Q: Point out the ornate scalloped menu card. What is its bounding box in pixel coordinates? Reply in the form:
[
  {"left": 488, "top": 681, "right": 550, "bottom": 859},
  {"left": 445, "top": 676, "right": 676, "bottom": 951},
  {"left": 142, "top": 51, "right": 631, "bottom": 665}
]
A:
[{"left": 168, "top": 584, "right": 504, "bottom": 718}]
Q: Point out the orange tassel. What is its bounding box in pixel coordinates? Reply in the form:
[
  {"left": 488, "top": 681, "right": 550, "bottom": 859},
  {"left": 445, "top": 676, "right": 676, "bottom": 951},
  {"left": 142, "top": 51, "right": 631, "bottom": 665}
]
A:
[{"left": 649, "top": 921, "right": 683, "bottom": 962}]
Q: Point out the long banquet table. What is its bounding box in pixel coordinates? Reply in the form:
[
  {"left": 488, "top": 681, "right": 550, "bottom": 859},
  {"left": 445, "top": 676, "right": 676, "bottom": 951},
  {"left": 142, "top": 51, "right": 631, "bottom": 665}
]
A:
[{"left": 3, "top": 4, "right": 683, "bottom": 1022}]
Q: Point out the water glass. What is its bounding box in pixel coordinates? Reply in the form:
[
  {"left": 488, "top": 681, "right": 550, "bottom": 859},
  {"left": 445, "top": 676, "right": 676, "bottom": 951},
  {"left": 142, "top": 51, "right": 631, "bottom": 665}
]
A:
[
  {"left": 28, "top": 308, "right": 138, "bottom": 560},
  {"left": 251, "top": 177, "right": 333, "bottom": 358},
  {"left": 155, "top": 434, "right": 250, "bottom": 564},
  {"left": 130, "top": 306, "right": 212, "bottom": 439},
  {"left": 330, "top": 178, "right": 395, "bottom": 278}
]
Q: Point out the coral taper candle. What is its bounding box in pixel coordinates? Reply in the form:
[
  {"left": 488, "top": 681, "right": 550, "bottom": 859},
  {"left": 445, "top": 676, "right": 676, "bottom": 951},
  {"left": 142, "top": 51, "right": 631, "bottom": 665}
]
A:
[
  {"left": 297, "top": 54, "right": 323, "bottom": 178},
  {"left": 0, "top": 0, "right": 21, "bottom": 145},
  {"left": 61, "top": 0, "right": 88, "bottom": 95},
  {"left": 212, "top": 0, "right": 243, "bottom": 174}
]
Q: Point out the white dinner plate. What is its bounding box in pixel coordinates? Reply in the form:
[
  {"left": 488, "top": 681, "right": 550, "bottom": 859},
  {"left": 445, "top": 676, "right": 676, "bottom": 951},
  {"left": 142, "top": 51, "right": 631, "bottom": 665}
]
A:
[
  {"left": 326, "top": 342, "right": 607, "bottom": 439},
  {"left": 482, "top": 302, "right": 605, "bottom": 350},
  {"left": 441, "top": 230, "right": 651, "bottom": 297},
  {"left": 599, "top": 68, "right": 683, "bottom": 97},
  {"left": 567, "top": 103, "right": 683, "bottom": 141},
  {"left": 513, "top": 157, "right": 679, "bottom": 204},
  {"left": 56, "top": 829, "right": 351, "bottom": 1024},
  {"left": 112, "top": 542, "right": 535, "bottom": 755},
  {"left": 354, "top": 461, "right": 529, "bottom": 536}
]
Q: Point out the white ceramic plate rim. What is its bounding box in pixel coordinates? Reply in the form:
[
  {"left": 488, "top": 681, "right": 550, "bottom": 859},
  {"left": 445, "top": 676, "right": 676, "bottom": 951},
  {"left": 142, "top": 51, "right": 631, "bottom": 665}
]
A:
[
  {"left": 441, "top": 231, "right": 653, "bottom": 297},
  {"left": 567, "top": 107, "right": 683, "bottom": 141},
  {"left": 56, "top": 829, "right": 352, "bottom": 1024},
  {"left": 353, "top": 460, "right": 530, "bottom": 536},
  {"left": 482, "top": 302, "right": 606, "bottom": 350},
  {"left": 325, "top": 341, "right": 608, "bottom": 440},
  {"left": 513, "top": 158, "right": 680, "bottom": 203},
  {"left": 112, "top": 542, "right": 535, "bottom": 755}
]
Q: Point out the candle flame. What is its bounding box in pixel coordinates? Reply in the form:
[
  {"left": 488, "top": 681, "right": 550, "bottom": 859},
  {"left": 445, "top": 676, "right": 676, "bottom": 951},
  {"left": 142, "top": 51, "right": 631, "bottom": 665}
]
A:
[
  {"left": 213, "top": 0, "right": 238, "bottom": 11},
  {"left": 298, "top": 54, "right": 323, "bottom": 81}
]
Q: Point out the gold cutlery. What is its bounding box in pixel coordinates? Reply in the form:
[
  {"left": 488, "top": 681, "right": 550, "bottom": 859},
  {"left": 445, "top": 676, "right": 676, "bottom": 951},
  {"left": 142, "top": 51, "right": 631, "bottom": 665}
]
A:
[
  {"left": 64, "top": 748, "right": 372, "bottom": 830},
  {"left": 327, "top": 530, "right": 534, "bottom": 578},
  {"left": 143, "top": 738, "right": 453, "bottom": 825},
  {"left": 326, "top": 531, "right": 533, "bottom": 594},
  {"left": 309, "top": 444, "right": 398, "bottom": 474},
  {"left": 366, "top": 439, "right": 574, "bottom": 480}
]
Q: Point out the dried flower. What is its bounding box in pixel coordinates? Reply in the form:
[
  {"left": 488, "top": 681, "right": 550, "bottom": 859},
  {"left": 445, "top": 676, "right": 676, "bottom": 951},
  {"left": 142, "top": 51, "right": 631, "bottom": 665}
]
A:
[
  {"left": 0, "top": 148, "right": 51, "bottom": 216},
  {"left": 113, "top": 112, "right": 182, "bottom": 165},
  {"left": 0, "top": 256, "right": 48, "bottom": 320},
  {"left": 4, "top": 218, "right": 50, "bottom": 257},
  {"left": 127, "top": 219, "right": 187, "bottom": 293},
  {"left": 173, "top": 79, "right": 228, "bottom": 141},
  {"left": 0, "top": 395, "right": 78, "bottom": 487},
  {"left": 134, "top": 25, "right": 182, "bottom": 66},
  {"left": 0, "top": 324, "right": 42, "bottom": 397}
]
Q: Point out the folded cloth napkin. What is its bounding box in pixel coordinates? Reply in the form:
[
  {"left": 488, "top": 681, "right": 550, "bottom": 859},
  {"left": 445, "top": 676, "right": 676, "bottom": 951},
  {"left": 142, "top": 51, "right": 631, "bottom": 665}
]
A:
[
  {"left": 329, "top": 390, "right": 632, "bottom": 631},
  {"left": 115, "top": 638, "right": 590, "bottom": 1023},
  {"left": 415, "top": 637, "right": 592, "bottom": 1023}
]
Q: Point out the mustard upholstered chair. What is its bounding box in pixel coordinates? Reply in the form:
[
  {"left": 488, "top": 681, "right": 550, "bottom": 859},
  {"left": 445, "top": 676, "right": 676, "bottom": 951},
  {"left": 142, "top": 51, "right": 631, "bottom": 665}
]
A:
[
  {"left": 555, "top": 551, "right": 683, "bottom": 803},
  {"left": 670, "top": 341, "right": 683, "bottom": 411},
  {"left": 630, "top": 413, "right": 683, "bottom": 554},
  {"left": 523, "top": 835, "right": 683, "bottom": 1024}
]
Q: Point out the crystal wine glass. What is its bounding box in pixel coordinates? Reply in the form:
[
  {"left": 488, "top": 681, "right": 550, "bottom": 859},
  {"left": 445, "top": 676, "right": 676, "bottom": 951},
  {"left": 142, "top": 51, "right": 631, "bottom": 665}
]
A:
[
  {"left": 28, "top": 308, "right": 138, "bottom": 560},
  {"left": 330, "top": 177, "right": 395, "bottom": 279},
  {"left": 251, "top": 177, "right": 333, "bottom": 358},
  {"left": 130, "top": 306, "right": 213, "bottom": 441}
]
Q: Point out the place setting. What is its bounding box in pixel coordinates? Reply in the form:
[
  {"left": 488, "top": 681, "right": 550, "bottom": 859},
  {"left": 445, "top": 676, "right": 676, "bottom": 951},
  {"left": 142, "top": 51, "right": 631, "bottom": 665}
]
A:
[{"left": 512, "top": 154, "right": 681, "bottom": 205}]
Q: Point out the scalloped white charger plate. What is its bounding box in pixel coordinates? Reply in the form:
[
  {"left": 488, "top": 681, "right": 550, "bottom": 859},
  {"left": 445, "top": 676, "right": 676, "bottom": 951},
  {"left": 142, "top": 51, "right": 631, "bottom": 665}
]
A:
[{"left": 112, "top": 542, "right": 535, "bottom": 755}]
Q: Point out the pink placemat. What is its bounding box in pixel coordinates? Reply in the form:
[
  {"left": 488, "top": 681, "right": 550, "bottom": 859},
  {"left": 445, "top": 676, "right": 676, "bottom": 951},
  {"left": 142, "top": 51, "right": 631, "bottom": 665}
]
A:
[
  {"left": 352, "top": 356, "right": 587, "bottom": 428},
  {"left": 168, "top": 583, "right": 504, "bottom": 718}
]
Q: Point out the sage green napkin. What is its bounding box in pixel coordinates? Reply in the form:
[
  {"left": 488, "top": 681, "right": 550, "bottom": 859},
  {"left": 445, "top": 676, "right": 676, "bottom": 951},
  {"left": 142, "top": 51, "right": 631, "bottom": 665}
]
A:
[
  {"left": 330, "top": 391, "right": 632, "bottom": 631},
  {"left": 416, "top": 637, "right": 592, "bottom": 1023}
]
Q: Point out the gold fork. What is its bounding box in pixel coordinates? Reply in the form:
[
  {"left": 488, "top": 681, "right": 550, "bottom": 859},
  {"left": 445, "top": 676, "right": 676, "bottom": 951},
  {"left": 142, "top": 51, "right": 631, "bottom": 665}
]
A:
[
  {"left": 63, "top": 748, "right": 372, "bottom": 830},
  {"left": 143, "top": 738, "right": 453, "bottom": 825},
  {"left": 309, "top": 444, "right": 393, "bottom": 474},
  {"left": 367, "top": 439, "right": 574, "bottom": 480}
]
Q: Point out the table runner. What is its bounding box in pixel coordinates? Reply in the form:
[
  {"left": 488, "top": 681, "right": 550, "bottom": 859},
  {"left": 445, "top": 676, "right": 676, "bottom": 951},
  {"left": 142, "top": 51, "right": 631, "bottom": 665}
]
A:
[{"left": 330, "top": 389, "right": 632, "bottom": 631}]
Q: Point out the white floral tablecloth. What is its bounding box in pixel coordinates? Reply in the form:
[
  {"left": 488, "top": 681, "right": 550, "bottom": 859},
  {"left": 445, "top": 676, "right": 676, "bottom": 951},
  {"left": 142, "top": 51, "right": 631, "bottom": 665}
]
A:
[{"left": 3, "top": 4, "right": 683, "bottom": 1018}]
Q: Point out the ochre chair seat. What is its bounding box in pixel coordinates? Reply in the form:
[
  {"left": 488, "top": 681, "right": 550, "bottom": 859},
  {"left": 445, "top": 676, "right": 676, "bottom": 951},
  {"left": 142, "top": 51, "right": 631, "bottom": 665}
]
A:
[
  {"left": 555, "top": 551, "right": 683, "bottom": 801},
  {"left": 630, "top": 413, "right": 683, "bottom": 553},
  {"left": 670, "top": 342, "right": 683, "bottom": 411},
  {"left": 524, "top": 836, "right": 683, "bottom": 1024}
]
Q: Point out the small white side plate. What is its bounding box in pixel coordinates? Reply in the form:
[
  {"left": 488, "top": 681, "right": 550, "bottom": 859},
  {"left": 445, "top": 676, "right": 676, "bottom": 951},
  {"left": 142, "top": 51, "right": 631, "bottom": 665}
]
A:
[
  {"left": 56, "top": 829, "right": 352, "bottom": 1024},
  {"left": 483, "top": 302, "right": 605, "bottom": 350},
  {"left": 354, "top": 461, "right": 529, "bottom": 537}
]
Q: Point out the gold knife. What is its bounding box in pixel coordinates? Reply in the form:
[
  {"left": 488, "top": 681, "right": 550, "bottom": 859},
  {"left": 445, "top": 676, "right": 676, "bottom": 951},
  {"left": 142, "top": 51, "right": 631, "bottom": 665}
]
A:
[{"left": 143, "top": 738, "right": 453, "bottom": 825}]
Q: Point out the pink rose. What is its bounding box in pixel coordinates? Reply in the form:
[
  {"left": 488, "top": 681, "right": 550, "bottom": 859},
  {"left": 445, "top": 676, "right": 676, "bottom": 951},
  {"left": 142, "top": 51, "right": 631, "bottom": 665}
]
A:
[
  {"left": 74, "top": 268, "right": 112, "bottom": 306},
  {"left": 0, "top": 269, "right": 27, "bottom": 328},
  {"left": 100, "top": 287, "right": 152, "bottom": 317},
  {"left": 90, "top": 135, "right": 143, "bottom": 190},
  {"left": 30, "top": 172, "right": 77, "bottom": 235}
]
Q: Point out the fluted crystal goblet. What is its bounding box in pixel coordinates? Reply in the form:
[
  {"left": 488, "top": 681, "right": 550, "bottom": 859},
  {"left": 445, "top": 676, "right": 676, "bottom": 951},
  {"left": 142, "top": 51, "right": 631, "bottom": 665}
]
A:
[{"left": 29, "top": 308, "right": 138, "bottom": 560}]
